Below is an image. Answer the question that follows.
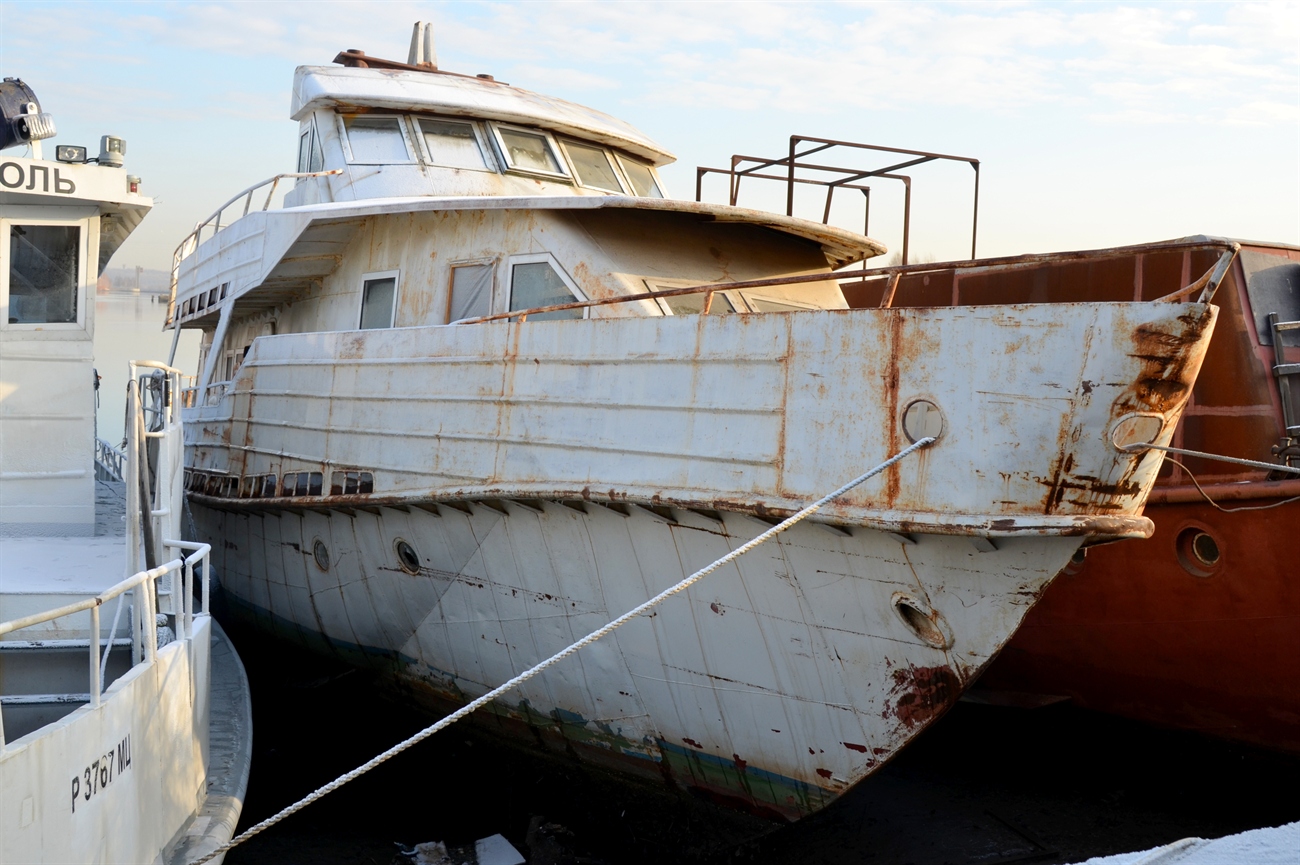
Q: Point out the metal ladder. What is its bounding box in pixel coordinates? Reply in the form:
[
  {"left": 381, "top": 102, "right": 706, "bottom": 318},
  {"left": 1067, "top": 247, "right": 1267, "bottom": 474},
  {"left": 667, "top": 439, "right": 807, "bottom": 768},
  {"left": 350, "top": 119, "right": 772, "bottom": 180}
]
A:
[{"left": 1269, "top": 312, "right": 1300, "bottom": 468}]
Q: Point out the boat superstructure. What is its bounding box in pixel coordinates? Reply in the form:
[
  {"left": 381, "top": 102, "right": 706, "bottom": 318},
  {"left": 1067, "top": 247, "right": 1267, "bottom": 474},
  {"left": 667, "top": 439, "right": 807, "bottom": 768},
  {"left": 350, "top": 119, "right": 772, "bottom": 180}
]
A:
[
  {"left": 0, "top": 79, "right": 251, "bottom": 863},
  {"left": 170, "top": 27, "right": 1220, "bottom": 820}
]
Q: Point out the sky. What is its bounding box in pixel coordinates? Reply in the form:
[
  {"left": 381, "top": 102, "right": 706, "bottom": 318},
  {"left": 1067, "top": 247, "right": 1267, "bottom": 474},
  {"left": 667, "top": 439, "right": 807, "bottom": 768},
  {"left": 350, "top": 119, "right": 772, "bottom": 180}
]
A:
[{"left": 1, "top": 0, "right": 1297, "bottom": 271}]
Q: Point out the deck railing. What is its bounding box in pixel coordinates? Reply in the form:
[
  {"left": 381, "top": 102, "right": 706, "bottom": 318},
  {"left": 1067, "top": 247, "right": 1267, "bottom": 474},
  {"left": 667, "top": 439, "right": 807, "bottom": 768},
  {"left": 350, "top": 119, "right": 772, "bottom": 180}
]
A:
[
  {"left": 696, "top": 136, "right": 981, "bottom": 266},
  {"left": 179, "top": 239, "right": 1239, "bottom": 408},
  {"left": 165, "top": 169, "right": 343, "bottom": 326},
  {"left": 94, "top": 437, "right": 126, "bottom": 482},
  {"left": 457, "top": 240, "right": 1240, "bottom": 326}
]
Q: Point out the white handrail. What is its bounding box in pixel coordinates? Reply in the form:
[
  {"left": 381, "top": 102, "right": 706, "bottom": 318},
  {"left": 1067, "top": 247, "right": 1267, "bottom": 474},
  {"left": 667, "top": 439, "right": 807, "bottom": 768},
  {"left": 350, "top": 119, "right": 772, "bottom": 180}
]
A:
[{"left": 166, "top": 169, "right": 343, "bottom": 326}]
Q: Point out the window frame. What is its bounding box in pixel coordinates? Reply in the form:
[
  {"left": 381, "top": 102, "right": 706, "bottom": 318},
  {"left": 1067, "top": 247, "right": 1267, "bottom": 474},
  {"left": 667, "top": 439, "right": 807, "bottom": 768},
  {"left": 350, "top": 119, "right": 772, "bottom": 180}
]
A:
[
  {"left": 487, "top": 123, "right": 572, "bottom": 181},
  {"left": 297, "top": 125, "right": 313, "bottom": 173},
  {"left": 358, "top": 269, "right": 402, "bottom": 330},
  {"left": 446, "top": 257, "right": 498, "bottom": 324},
  {"left": 0, "top": 212, "right": 94, "bottom": 332},
  {"left": 502, "top": 253, "right": 589, "bottom": 319},
  {"left": 644, "top": 278, "right": 750, "bottom": 316},
  {"left": 558, "top": 139, "right": 628, "bottom": 193},
  {"left": 742, "top": 293, "right": 823, "bottom": 313},
  {"left": 413, "top": 115, "right": 497, "bottom": 172},
  {"left": 613, "top": 152, "right": 666, "bottom": 198},
  {"left": 337, "top": 113, "right": 418, "bottom": 166}
]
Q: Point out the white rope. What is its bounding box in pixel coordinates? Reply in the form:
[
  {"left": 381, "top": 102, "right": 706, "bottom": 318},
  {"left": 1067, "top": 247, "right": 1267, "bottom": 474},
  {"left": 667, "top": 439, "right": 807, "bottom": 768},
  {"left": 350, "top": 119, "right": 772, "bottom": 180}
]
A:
[{"left": 190, "top": 436, "right": 935, "bottom": 864}]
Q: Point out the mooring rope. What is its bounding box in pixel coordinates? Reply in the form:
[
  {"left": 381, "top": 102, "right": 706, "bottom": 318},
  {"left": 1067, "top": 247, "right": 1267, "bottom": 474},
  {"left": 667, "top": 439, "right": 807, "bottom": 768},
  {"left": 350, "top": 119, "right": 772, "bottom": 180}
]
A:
[{"left": 190, "top": 436, "right": 935, "bottom": 864}]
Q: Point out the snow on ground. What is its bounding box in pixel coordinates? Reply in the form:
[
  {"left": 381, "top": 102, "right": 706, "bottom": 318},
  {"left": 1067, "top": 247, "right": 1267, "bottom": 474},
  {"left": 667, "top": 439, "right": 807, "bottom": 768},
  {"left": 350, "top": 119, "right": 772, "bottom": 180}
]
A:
[{"left": 1077, "top": 821, "right": 1300, "bottom": 864}]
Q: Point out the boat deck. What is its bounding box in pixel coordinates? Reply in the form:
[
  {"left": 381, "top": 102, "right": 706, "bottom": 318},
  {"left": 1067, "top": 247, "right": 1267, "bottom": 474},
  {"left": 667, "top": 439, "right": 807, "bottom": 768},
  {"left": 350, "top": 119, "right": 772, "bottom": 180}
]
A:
[{"left": 0, "top": 480, "right": 128, "bottom": 632}]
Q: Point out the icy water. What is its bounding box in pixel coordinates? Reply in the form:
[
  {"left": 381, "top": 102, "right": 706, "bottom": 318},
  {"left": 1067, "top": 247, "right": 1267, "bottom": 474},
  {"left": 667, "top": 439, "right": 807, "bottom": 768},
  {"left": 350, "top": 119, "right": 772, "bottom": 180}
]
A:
[
  {"left": 221, "top": 623, "right": 1300, "bottom": 865},
  {"left": 93, "top": 292, "right": 200, "bottom": 446}
]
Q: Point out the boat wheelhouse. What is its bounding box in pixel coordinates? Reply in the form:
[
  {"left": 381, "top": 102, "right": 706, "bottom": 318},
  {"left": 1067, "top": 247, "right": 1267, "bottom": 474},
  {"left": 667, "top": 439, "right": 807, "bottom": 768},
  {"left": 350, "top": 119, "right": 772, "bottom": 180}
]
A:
[
  {"left": 170, "top": 26, "right": 1220, "bottom": 821},
  {"left": 0, "top": 79, "right": 251, "bottom": 864}
]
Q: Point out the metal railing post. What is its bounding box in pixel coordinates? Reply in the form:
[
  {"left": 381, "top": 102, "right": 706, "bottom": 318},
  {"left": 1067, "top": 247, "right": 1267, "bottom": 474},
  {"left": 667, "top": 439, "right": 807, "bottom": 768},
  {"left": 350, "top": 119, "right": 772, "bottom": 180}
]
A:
[
  {"left": 184, "top": 558, "right": 193, "bottom": 639},
  {"left": 202, "top": 549, "right": 210, "bottom": 614},
  {"left": 786, "top": 136, "right": 797, "bottom": 216},
  {"left": 125, "top": 380, "right": 143, "bottom": 666},
  {"left": 900, "top": 176, "right": 912, "bottom": 266},
  {"left": 145, "top": 574, "right": 157, "bottom": 664},
  {"left": 90, "top": 603, "right": 101, "bottom": 707}
]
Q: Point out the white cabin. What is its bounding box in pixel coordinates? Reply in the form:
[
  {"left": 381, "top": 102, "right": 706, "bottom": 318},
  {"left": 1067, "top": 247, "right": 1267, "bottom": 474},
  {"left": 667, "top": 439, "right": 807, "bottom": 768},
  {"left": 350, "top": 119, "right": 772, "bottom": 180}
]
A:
[{"left": 0, "top": 151, "right": 151, "bottom": 536}]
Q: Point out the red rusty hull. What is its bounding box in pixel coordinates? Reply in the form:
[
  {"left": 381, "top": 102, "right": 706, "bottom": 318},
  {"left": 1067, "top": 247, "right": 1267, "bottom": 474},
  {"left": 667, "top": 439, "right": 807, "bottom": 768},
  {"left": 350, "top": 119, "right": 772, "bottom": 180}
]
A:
[
  {"left": 839, "top": 238, "right": 1300, "bottom": 752},
  {"left": 980, "top": 493, "right": 1300, "bottom": 751}
]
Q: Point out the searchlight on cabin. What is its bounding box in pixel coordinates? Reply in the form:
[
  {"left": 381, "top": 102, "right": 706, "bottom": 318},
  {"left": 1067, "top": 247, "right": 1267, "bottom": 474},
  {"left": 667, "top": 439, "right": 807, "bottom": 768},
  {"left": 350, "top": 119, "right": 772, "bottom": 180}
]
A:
[{"left": 0, "top": 77, "right": 56, "bottom": 152}]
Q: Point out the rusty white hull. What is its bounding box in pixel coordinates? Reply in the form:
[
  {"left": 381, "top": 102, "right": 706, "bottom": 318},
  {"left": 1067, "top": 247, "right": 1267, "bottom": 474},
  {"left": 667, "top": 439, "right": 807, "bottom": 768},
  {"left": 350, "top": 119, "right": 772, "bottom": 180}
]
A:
[{"left": 185, "top": 301, "right": 1214, "bottom": 820}]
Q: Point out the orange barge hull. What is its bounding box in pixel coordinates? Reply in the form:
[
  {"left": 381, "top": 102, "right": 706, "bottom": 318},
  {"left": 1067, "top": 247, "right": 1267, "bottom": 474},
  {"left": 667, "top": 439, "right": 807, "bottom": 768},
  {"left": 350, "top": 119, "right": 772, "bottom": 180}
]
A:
[
  {"left": 977, "top": 240, "right": 1300, "bottom": 751},
  {"left": 844, "top": 238, "right": 1300, "bottom": 751}
]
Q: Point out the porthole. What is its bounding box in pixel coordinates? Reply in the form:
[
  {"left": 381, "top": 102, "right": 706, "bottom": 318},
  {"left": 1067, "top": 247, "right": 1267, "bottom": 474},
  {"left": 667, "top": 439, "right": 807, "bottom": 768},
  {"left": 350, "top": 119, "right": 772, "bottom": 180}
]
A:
[
  {"left": 312, "top": 538, "right": 330, "bottom": 572},
  {"left": 901, "top": 399, "right": 944, "bottom": 444},
  {"left": 1063, "top": 546, "right": 1087, "bottom": 576},
  {"left": 891, "top": 593, "right": 952, "bottom": 649},
  {"left": 395, "top": 539, "right": 421, "bottom": 575},
  {"left": 1176, "top": 527, "right": 1221, "bottom": 577}
]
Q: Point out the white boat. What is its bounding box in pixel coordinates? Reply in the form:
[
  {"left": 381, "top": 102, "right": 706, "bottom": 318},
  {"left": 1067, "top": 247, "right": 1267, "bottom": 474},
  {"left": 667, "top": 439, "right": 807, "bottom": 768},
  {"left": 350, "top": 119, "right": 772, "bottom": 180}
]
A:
[
  {"left": 169, "top": 25, "right": 1220, "bottom": 821},
  {"left": 0, "top": 80, "right": 251, "bottom": 863}
]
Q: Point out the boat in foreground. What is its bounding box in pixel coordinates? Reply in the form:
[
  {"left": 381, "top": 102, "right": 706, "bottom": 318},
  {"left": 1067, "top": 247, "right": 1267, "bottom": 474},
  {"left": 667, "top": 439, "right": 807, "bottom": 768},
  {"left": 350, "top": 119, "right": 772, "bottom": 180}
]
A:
[
  {"left": 0, "top": 80, "right": 251, "bottom": 864},
  {"left": 171, "top": 26, "right": 1219, "bottom": 821}
]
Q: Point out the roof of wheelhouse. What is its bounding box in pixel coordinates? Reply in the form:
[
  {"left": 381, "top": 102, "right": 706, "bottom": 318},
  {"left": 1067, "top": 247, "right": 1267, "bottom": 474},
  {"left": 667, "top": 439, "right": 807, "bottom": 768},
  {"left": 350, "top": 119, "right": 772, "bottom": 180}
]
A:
[{"left": 291, "top": 58, "right": 675, "bottom": 167}]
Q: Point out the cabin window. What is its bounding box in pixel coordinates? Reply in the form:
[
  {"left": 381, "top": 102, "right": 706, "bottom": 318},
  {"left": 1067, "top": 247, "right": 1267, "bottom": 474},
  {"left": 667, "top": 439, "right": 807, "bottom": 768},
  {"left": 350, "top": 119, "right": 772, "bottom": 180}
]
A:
[
  {"left": 508, "top": 257, "right": 585, "bottom": 321},
  {"left": 744, "top": 295, "right": 819, "bottom": 313},
  {"left": 343, "top": 116, "right": 412, "bottom": 164},
  {"left": 448, "top": 262, "right": 494, "bottom": 322},
  {"left": 7, "top": 224, "right": 80, "bottom": 324},
  {"left": 648, "top": 280, "right": 740, "bottom": 316},
  {"left": 418, "top": 118, "right": 488, "bottom": 170},
  {"left": 617, "top": 155, "right": 664, "bottom": 198},
  {"left": 491, "top": 125, "right": 568, "bottom": 178},
  {"left": 330, "top": 471, "right": 374, "bottom": 496},
  {"left": 359, "top": 270, "right": 400, "bottom": 329},
  {"left": 562, "top": 141, "right": 624, "bottom": 193},
  {"left": 298, "top": 128, "right": 311, "bottom": 172},
  {"left": 281, "top": 472, "right": 323, "bottom": 497},
  {"left": 297, "top": 117, "right": 325, "bottom": 174}
]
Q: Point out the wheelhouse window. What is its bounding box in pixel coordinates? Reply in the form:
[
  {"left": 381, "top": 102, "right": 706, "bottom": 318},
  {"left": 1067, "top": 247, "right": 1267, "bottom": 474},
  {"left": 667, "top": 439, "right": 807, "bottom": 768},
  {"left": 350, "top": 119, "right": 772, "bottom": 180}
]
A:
[
  {"left": 360, "top": 271, "right": 399, "bottom": 329},
  {"left": 418, "top": 118, "right": 488, "bottom": 170},
  {"left": 563, "top": 141, "right": 624, "bottom": 193},
  {"left": 492, "top": 125, "right": 568, "bottom": 178},
  {"left": 617, "top": 155, "right": 664, "bottom": 198},
  {"left": 448, "top": 262, "right": 493, "bottom": 322},
  {"left": 8, "top": 224, "right": 80, "bottom": 324},
  {"left": 509, "top": 258, "right": 584, "bottom": 321},
  {"left": 343, "top": 116, "right": 412, "bottom": 164}
]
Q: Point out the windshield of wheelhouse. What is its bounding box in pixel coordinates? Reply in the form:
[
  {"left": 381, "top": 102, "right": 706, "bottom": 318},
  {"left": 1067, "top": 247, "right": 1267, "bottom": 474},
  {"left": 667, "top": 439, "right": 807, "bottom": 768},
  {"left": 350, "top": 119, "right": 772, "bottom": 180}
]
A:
[{"left": 8, "top": 224, "right": 80, "bottom": 324}]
